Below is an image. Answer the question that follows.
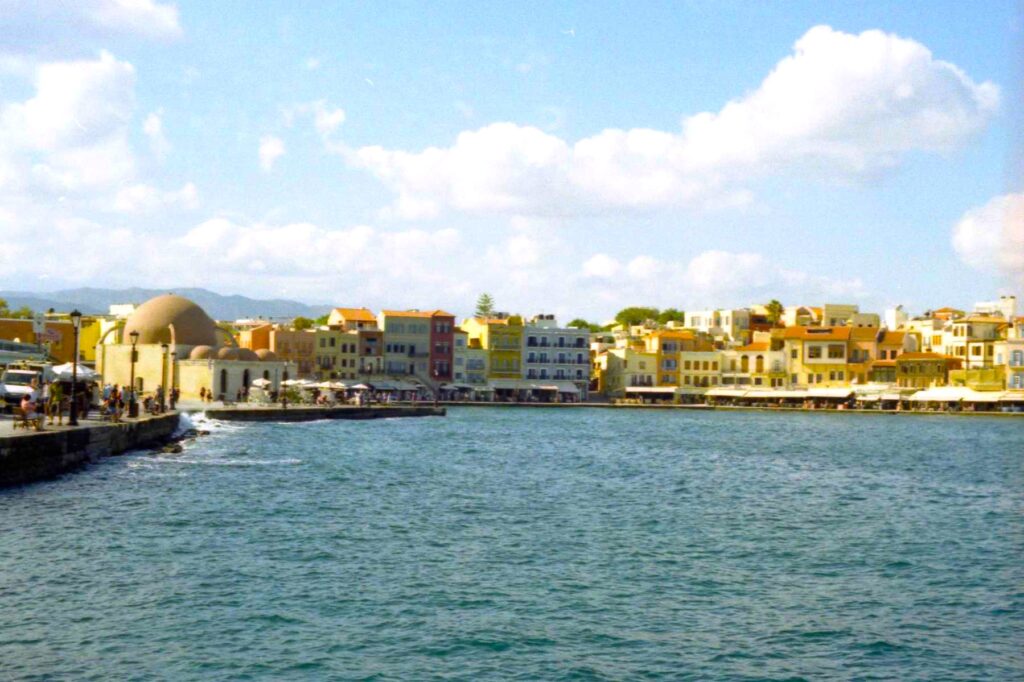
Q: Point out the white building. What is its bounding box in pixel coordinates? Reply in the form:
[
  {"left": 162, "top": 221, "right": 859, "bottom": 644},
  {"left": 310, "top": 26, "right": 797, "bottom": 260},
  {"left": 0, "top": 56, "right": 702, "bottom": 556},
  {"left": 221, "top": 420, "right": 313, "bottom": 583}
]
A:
[
  {"left": 885, "top": 305, "right": 909, "bottom": 331},
  {"left": 522, "top": 314, "right": 590, "bottom": 398},
  {"left": 684, "top": 309, "right": 750, "bottom": 343}
]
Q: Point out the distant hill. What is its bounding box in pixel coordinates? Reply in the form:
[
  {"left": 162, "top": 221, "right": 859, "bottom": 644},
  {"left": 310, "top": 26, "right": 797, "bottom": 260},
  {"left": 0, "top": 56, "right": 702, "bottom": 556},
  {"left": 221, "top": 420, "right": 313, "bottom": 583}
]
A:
[{"left": 0, "top": 287, "right": 333, "bottom": 321}]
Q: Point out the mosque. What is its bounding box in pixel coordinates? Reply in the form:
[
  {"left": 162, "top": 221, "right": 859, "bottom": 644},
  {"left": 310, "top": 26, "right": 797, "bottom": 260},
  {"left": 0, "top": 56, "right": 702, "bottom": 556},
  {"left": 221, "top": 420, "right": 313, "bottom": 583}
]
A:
[{"left": 96, "top": 294, "right": 294, "bottom": 401}]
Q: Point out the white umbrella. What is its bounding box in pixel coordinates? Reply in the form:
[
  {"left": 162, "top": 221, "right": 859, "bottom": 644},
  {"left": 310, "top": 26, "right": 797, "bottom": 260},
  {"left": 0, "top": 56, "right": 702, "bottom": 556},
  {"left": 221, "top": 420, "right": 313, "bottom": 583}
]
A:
[
  {"left": 51, "top": 362, "right": 100, "bottom": 382},
  {"left": 251, "top": 377, "right": 271, "bottom": 388}
]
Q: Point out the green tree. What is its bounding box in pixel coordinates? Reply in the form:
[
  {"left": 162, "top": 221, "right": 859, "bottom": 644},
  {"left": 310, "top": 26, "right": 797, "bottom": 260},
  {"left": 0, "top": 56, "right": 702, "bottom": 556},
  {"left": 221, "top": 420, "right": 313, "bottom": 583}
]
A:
[
  {"left": 314, "top": 313, "right": 330, "bottom": 325},
  {"left": 475, "top": 293, "right": 495, "bottom": 318},
  {"left": 614, "top": 306, "right": 660, "bottom": 327},
  {"left": 10, "top": 306, "right": 34, "bottom": 319},
  {"left": 765, "top": 299, "right": 784, "bottom": 326},
  {"left": 568, "top": 318, "right": 602, "bottom": 332},
  {"left": 293, "top": 316, "right": 315, "bottom": 330},
  {"left": 657, "top": 308, "right": 686, "bottom": 325},
  {"left": 0, "top": 298, "right": 8, "bottom": 317}
]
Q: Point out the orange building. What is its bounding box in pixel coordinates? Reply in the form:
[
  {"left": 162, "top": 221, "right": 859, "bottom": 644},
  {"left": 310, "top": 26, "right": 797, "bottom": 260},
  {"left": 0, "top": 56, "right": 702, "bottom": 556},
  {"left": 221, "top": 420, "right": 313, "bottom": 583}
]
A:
[{"left": 0, "top": 318, "right": 78, "bottom": 363}]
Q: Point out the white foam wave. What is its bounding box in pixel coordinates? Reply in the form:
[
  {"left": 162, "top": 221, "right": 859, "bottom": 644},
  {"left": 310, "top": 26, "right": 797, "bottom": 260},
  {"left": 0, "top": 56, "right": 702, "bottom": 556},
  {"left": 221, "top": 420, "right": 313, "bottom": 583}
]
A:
[{"left": 152, "top": 456, "right": 303, "bottom": 467}]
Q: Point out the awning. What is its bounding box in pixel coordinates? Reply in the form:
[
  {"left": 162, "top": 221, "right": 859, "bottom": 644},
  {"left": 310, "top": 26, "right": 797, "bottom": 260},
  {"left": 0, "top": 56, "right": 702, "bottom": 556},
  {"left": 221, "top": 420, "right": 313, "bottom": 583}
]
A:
[
  {"left": 707, "top": 388, "right": 747, "bottom": 398},
  {"left": 489, "top": 379, "right": 520, "bottom": 390},
  {"left": 910, "top": 387, "right": 1003, "bottom": 402},
  {"left": 1000, "top": 392, "right": 1024, "bottom": 402},
  {"left": 807, "top": 388, "right": 853, "bottom": 399},
  {"left": 625, "top": 386, "right": 677, "bottom": 394},
  {"left": 857, "top": 394, "right": 881, "bottom": 402},
  {"left": 880, "top": 393, "right": 905, "bottom": 401}
]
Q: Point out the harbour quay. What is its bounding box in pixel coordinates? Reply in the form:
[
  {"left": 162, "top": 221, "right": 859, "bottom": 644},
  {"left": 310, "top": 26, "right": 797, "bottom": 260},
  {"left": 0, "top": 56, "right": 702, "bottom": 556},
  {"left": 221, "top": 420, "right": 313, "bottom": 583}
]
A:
[{"left": 0, "top": 413, "right": 180, "bottom": 488}]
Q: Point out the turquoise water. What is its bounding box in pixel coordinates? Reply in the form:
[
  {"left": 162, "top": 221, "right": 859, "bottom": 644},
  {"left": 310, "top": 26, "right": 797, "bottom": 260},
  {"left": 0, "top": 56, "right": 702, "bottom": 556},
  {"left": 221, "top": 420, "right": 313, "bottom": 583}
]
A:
[{"left": 1, "top": 408, "right": 1022, "bottom": 680}]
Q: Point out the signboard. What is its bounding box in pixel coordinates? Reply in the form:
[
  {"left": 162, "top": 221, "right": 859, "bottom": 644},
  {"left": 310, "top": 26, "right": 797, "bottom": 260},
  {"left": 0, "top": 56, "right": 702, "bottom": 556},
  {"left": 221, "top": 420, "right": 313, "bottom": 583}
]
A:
[
  {"left": 32, "top": 313, "right": 45, "bottom": 336},
  {"left": 38, "top": 328, "right": 61, "bottom": 343}
]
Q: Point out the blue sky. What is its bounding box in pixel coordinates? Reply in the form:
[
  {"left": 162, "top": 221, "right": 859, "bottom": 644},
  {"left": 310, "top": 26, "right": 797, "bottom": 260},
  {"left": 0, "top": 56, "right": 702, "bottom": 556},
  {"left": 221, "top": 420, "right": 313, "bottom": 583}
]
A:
[{"left": 0, "top": 0, "right": 1020, "bottom": 321}]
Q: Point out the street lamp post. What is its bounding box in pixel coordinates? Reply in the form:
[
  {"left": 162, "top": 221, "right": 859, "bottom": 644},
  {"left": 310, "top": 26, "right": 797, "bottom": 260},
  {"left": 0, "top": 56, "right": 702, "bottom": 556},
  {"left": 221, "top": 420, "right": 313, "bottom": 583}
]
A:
[
  {"left": 128, "top": 330, "right": 140, "bottom": 418},
  {"left": 69, "top": 310, "right": 82, "bottom": 426},
  {"left": 160, "top": 343, "right": 169, "bottom": 412}
]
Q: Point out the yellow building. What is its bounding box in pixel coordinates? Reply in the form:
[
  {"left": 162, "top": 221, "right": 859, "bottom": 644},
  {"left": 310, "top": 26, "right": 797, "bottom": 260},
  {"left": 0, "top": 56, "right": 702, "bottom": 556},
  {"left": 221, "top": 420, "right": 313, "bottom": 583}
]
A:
[
  {"left": 783, "top": 326, "right": 853, "bottom": 387},
  {"left": 313, "top": 328, "right": 360, "bottom": 380},
  {"left": 643, "top": 330, "right": 698, "bottom": 387},
  {"left": 595, "top": 347, "right": 658, "bottom": 398},
  {"left": 461, "top": 316, "right": 523, "bottom": 380}
]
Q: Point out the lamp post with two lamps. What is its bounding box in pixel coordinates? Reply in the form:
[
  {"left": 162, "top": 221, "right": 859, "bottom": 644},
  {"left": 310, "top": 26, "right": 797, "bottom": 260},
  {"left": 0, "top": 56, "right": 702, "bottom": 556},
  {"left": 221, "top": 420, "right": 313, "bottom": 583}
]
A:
[
  {"left": 128, "top": 330, "right": 140, "bottom": 418},
  {"left": 160, "top": 343, "right": 169, "bottom": 412},
  {"left": 68, "top": 310, "right": 82, "bottom": 426}
]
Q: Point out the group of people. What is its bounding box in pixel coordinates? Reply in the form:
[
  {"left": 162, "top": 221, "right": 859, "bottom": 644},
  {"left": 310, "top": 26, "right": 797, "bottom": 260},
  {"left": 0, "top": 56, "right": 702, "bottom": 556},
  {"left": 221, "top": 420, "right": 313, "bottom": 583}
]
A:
[{"left": 15, "top": 378, "right": 87, "bottom": 429}]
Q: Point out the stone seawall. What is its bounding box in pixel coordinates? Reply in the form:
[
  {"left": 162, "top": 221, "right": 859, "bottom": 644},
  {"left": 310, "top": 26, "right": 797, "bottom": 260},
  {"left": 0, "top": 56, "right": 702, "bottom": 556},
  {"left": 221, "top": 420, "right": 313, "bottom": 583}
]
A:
[
  {"left": 201, "top": 405, "right": 445, "bottom": 422},
  {"left": 0, "top": 414, "right": 181, "bottom": 488}
]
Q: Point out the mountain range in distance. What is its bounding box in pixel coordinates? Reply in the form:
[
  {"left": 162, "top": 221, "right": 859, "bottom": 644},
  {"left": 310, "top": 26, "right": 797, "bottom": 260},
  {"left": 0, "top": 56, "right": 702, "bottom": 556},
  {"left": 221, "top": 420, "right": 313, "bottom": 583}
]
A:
[{"left": 0, "top": 287, "right": 334, "bottom": 321}]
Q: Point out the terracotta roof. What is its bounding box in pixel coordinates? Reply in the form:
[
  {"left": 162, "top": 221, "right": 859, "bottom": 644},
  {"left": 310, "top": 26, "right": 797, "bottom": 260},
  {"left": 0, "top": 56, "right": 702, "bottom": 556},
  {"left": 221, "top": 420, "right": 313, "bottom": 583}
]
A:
[
  {"left": 849, "top": 327, "right": 880, "bottom": 341},
  {"left": 933, "top": 307, "right": 963, "bottom": 313},
  {"left": 878, "top": 330, "right": 906, "bottom": 345},
  {"left": 896, "top": 352, "right": 950, "bottom": 360},
  {"left": 380, "top": 310, "right": 432, "bottom": 318},
  {"left": 959, "top": 315, "right": 1007, "bottom": 324},
  {"left": 332, "top": 307, "right": 376, "bottom": 322},
  {"left": 430, "top": 310, "right": 455, "bottom": 318},
  {"left": 736, "top": 342, "right": 769, "bottom": 351},
  {"left": 871, "top": 359, "right": 896, "bottom": 367},
  {"left": 648, "top": 329, "right": 695, "bottom": 338},
  {"left": 783, "top": 326, "right": 853, "bottom": 341}
]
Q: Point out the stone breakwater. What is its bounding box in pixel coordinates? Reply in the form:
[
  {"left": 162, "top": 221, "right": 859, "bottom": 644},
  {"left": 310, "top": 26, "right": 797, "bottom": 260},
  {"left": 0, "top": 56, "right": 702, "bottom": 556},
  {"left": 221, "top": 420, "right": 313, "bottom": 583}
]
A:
[
  {"left": 200, "top": 405, "right": 446, "bottom": 422},
  {"left": 0, "top": 413, "right": 181, "bottom": 488}
]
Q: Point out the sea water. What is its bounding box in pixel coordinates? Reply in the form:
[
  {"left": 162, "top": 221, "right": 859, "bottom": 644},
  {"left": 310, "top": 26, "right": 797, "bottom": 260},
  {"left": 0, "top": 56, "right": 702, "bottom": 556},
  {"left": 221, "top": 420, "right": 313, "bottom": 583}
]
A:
[{"left": 1, "top": 407, "right": 1021, "bottom": 680}]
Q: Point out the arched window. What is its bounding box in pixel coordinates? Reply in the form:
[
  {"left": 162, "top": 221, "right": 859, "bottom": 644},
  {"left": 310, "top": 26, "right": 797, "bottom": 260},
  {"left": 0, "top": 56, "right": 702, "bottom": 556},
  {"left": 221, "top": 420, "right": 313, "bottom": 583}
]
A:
[
  {"left": 755, "top": 355, "right": 764, "bottom": 373},
  {"left": 243, "top": 369, "right": 250, "bottom": 388},
  {"left": 263, "top": 370, "right": 270, "bottom": 380},
  {"left": 283, "top": 370, "right": 289, "bottom": 382},
  {"left": 740, "top": 355, "right": 749, "bottom": 373},
  {"left": 220, "top": 369, "right": 228, "bottom": 396}
]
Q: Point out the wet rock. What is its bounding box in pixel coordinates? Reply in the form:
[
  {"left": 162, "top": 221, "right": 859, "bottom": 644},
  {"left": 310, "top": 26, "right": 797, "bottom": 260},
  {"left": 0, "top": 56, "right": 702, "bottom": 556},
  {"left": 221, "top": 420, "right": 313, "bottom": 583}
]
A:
[{"left": 161, "top": 443, "right": 183, "bottom": 454}]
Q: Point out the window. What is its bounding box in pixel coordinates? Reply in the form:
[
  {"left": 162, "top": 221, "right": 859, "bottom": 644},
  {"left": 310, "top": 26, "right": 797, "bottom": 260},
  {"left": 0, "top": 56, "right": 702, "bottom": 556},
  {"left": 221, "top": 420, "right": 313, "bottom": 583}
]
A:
[
  {"left": 712, "top": 361, "right": 718, "bottom": 371},
  {"left": 791, "top": 348, "right": 798, "bottom": 359},
  {"left": 808, "top": 346, "right": 822, "bottom": 359},
  {"left": 684, "top": 360, "right": 691, "bottom": 370},
  {"left": 828, "top": 344, "right": 844, "bottom": 359},
  {"left": 330, "top": 337, "right": 336, "bottom": 347}
]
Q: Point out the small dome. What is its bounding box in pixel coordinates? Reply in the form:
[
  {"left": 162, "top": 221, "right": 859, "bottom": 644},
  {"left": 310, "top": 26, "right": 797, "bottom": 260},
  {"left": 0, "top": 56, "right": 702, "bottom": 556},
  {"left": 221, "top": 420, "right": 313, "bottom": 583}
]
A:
[
  {"left": 255, "top": 349, "right": 278, "bottom": 362},
  {"left": 216, "top": 347, "right": 240, "bottom": 361},
  {"left": 124, "top": 294, "right": 218, "bottom": 347},
  {"left": 189, "top": 345, "right": 214, "bottom": 360},
  {"left": 237, "top": 348, "right": 259, "bottom": 361}
]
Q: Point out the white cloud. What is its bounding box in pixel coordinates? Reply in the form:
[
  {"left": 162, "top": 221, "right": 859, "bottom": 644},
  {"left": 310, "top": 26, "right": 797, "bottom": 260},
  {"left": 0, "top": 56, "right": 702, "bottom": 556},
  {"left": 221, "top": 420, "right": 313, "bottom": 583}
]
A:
[
  {"left": 282, "top": 100, "right": 346, "bottom": 141},
  {"left": 348, "top": 26, "right": 998, "bottom": 219},
  {"left": 86, "top": 0, "right": 183, "bottom": 40},
  {"left": 952, "top": 192, "right": 1024, "bottom": 284},
  {"left": 0, "top": 50, "right": 137, "bottom": 192},
  {"left": 573, "top": 249, "right": 866, "bottom": 313},
  {"left": 582, "top": 254, "right": 621, "bottom": 278},
  {"left": 258, "top": 135, "right": 285, "bottom": 172},
  {"left": 143, "top": 110, "right": 170, "bottom": 160},
  {"left": 305, "top": 57, "right": 321, "bottom": 71},
  {"left": 113, "top": 181, "right": 198, "bottom": 213}
]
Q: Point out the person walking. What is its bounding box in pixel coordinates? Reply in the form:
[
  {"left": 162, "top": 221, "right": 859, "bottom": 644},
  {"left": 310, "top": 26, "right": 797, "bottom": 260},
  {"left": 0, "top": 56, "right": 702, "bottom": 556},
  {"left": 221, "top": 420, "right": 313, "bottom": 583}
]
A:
[{"left": 47, "top": 380, "right": 64, "bottom": 425}]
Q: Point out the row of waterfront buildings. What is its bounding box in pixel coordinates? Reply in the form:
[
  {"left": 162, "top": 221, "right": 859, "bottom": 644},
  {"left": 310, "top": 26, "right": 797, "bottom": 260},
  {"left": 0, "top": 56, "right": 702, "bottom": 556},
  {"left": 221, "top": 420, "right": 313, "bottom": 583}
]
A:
[{"left": 2, "top": 294, "right": 1022, "bottom": 405}]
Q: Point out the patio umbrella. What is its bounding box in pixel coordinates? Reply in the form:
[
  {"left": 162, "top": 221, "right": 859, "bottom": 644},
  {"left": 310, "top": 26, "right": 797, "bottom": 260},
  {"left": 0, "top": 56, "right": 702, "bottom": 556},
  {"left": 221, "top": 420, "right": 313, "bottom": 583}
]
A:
[{"left": 51, "top": 362, "right": 100, "bottom": 382}]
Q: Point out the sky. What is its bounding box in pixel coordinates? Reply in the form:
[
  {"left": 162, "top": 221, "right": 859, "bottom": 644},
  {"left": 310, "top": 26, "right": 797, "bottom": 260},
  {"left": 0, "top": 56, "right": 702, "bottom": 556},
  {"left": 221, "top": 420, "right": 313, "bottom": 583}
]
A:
[{"left": 0, "top": 0, "right": 1021, "bottom": 323}]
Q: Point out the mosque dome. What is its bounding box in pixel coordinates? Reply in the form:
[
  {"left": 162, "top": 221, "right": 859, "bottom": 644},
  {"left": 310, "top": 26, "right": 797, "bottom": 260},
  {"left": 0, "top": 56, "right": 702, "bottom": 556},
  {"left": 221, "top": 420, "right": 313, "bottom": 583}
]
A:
[
  {"left": 236, "top": 348, "right": 259, "bottom": 361},
  {"left": 255, "top": 349, "right": 278, "bottom": 362},
  {"left": 216, "top": 347, "right": 240, "bottom": 361},
  {"left": 124, "top": 295, "right": 219, "bottom": 347},
  {"left": 189, "top": 345, "right": 214, "bottom": 360}
]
